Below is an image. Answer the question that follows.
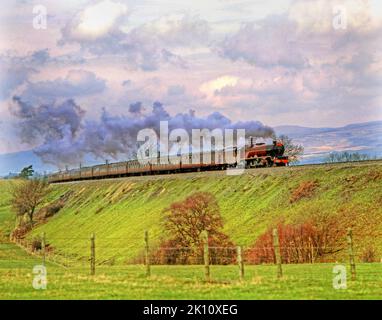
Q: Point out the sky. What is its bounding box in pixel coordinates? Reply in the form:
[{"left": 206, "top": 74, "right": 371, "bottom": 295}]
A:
[{"left": 0, "top": 0, "right": 381, "bottom": 160}]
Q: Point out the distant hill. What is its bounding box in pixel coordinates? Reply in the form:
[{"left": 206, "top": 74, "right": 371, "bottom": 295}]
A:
[{"left": 275, "top": 121, "right": 382, "bottom": 164}]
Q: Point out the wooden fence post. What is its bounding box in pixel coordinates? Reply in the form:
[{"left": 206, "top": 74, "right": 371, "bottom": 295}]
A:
[
  {"left": 145, "top": 230, "right": 151, "bottom": 277},
  {"left": 308, "top": 237, "right": 313, "bottom": 263},
  {"left": 347, "top": 228, "right": 356, "bottom": 281},
  {"left": 90, "top": 233, "right": 95, "bottom": 276},
  {"left": 203, "top": 231, "right": 210, "bottom": 282},
  {"left": 272, "top": 228, "right": 283, "bottom": 278},
  {"left": 41, "top": 232, "right": 46, "bottom": 266},
  {"left": 237, "top": 246, "right": 244, "bottom": 281}
]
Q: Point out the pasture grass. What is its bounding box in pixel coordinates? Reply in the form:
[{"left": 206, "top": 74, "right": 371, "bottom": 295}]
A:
[{"left": 0, "top": 242, "right": 381, "bottom": 299}]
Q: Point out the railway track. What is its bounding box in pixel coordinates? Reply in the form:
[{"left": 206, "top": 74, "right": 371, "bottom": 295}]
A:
[{"left": 51, "top": 159, "right": 382, "bottom": 184}]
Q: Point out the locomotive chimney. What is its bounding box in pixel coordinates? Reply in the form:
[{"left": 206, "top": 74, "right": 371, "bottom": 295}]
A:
[{"left": 250, "top": 136, "right": 254, "bottom": 147}]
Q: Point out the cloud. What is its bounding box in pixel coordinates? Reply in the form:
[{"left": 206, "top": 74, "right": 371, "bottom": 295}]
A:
[
  {"left": 59, "top": 2, "right": 209, "bottom": 70},
  {"left": 210, "top": 0, "right": 382, "bottom": 126},
  {"left": 128, "top": 101, "right": 143, "bottom": 114},
  {"left": 0, "top": 66, "right": 32, "bottom": 101},
  {"left": 218, "top": 0, "right": 382, "bottom": 69},
  {"left": 167, "top": 85, "right": 185, "bottom": 96},
  {"left": 136, "top": 14, "right": 210, "bottom": 47},
  {"left": 0, "top": 49, "right": 87, "bottom": 101},
  {"left": 218, "top": 15, "right": 307, "bottom": 69},
  {"left": 60, "top": 0, "right": 128, "bottom": 42},
  {"left": 289, "top": 0, "right": 382, "bottom": 34},
  {"left": 2, "top": 0, "right": 382, "bottom": 161},
  {"left": 0, "top": 49, "right": 51, "bottom": 101},
  {"left": 200, "top": 76, "right": 239, "bottom": 96},
  {"left": 21, "top": 70, "right": 106, "bottom": 101},
  {"left": 122, "top": 79, "right": 132, "bottom": 87}
]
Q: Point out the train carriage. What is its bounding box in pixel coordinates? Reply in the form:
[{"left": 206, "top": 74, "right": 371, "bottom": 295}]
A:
[
  {"left": 92, "top": 164, "right": 108, "bottom": 178},
  {"left": 80, "top": 166, "right": 93, "bottom": 179},
  {"left": 128, "top": 160, "right": 150, "bottom": 174},
  {"left": 108, "top": 162, "right": 128, "bottom": 176}
]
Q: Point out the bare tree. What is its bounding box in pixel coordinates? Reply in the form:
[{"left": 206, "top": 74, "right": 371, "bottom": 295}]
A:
[
  {"left": 163, "top": 192, "right": 229, "bottom": 248},
  {"left": 325, "top": 151, "right": 371, "bottom": 163},
  {"left": 278, "top": 135, "right": 304, "bottom": 163},
  {"left": 11, "top": 179, "right": 50, "bottom": 224}
]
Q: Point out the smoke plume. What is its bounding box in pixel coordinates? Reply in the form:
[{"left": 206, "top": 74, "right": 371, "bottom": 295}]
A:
[{"left": 10, "top": 97, "right": 274, "bottom": 168}]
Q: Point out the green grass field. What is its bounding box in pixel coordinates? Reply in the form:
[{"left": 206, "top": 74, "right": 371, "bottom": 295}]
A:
[
  {"left": 0, "top": 162, "right": 381, "bottom": 299},
  {"left": 1, "top": 242, "right": 382, "bottom": 299}
]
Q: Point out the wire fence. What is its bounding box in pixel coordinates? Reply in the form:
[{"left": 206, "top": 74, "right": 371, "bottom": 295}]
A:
[{"left": 5, "top": 227, "right": 381, "bottom": 283}]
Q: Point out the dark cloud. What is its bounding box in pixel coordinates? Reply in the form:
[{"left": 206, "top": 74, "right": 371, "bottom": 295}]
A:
[
  {"left": 122, "top": 79, "right": 132, "bottom": 86},
  {"left": 0, "top": 49, "right": 86, "bottom": 101},
  {"left": 218, "top": 15, "right": 307, "bottom": 69},
  {"left": 0, "top": 66, "right": 33, "bottom": 101},
  {"left": 0, "top": 49, "right": 49, "bottom": 101},
  {"left": 21, "top": 70, "right": 106, "bottom": 101},
  {"left": 10, "top": 96, "right": 86, "bottom": 165},
  {"left": 128, "top": 101, "right": 143, "bottom": 114},
  {"left": 29, "top": 49, "right": 50, "bottom": 65}
]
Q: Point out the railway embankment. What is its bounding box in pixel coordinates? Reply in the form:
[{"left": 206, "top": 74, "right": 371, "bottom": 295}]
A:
[{"left": 1, "top": 160, "right": 381, "bottom": 264}]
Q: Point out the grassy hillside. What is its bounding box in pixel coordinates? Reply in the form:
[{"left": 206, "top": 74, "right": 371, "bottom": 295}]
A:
[
  {"left": 1, "top": 161, "right": 382, "bottom": 266},
  {"left": 0, "top": 181, "right": 15, "bottom": 242}
]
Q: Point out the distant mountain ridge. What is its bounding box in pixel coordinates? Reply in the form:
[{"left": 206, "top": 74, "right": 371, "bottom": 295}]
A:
[
  {"left": 275, "top": 121, "right": 382, "bottom": 164},
  {"left": 274, "top": 121, "right": 382, "bottom": 137}
]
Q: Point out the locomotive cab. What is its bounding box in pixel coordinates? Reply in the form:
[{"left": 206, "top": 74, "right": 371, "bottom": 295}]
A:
[{"left": 273, "top": 140, "right": 285, "bottom": 157}]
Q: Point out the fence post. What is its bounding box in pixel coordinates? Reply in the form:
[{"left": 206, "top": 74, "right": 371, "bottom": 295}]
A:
[
  {"left": 347, "top": 228, "right": 356, "bottom": 281},
  {"left": 145, "top": 230, "right": 151, "bottom": 277},
  {"left": 203, "top": 231, "right": 210, "bottom": 282},
  {"left": 309, "top": 237, "right": 314, "bottom": 264},
  {"left": 272, "top": 228, "right": 283, "bottom": 278},
  {"left": 41, "top": 232, "right": 46, "bottom": 266},
  {"left": 90, "top": 233, "right": 95, "bottom": 276},
  {"left": 237, "top": 246, "right": 244, "bottom": 281}
]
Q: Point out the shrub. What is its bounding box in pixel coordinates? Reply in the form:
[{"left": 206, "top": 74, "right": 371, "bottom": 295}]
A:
[
  {"left": 290, "top": 180, "right": 319, "bottom": 203},
  {"left": 361, "top": 246, "right": 376, "bottom": 263},
  {"left": 31, "top": 239, "right": 42, "bottom": 251},
  {"left": 10, "top": 223, "right": 32, "bottom": 240},
  {"left": 247, "top": 216, "right": 345, "bottom": 264}
]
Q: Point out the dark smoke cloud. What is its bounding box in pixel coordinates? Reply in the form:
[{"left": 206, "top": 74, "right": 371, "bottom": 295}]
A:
[
  {"left": 128, "top": 101, "right": 143, "bottom": 114},
  {"left": 10, "top": 97, "right": 274, "bottom": 168},
  {"left": 10, "top": 96, "right": 85, "bottom": 166}
]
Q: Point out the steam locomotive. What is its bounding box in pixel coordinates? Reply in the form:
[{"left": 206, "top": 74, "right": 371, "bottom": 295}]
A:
[{"left": 48, "top": 140, "right": 288, "bottom": 183}]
